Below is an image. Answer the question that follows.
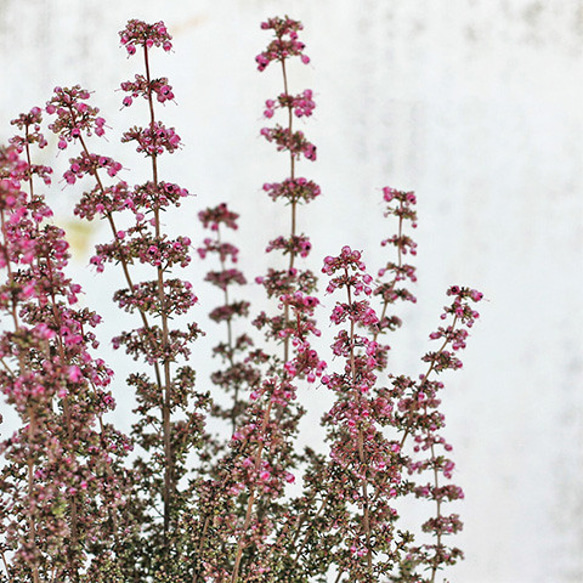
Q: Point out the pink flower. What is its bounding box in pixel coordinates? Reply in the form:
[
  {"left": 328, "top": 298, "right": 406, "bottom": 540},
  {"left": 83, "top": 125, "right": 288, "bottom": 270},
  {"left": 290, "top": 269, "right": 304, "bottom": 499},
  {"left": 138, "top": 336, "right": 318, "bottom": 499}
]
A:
[{"left": 67, "top": 365, "right": 82, "bottom": 383}]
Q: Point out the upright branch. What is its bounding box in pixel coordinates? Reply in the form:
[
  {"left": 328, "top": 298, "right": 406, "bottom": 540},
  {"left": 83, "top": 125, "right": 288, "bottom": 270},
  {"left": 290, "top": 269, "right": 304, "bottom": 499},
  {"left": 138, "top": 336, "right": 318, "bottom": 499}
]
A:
[
  {"left": 370, "top": 186, "right": 484, "bottom": 581},
  {"left": 255, "top": 15, "right": 319, "bottom": 362},
  {"left": 198, "top": 203, "right": 257, "bottom": 435},
  {"left": 45, "top": 20, "right": 205, "bottom": 579},
  {"left": 0, "top": 112, "right": 129, "bottom": 583},
  {"left": 317, "top": 247, "right": 401, "bottom": 582},
  {"left": 217, "top": 16, "right": 325, "bottom": 582},
  {"left": 390, "top": 286, "right": 483, "bottom": 582},
  {"left": 117, "top": 21, "right": 205, "bottom": 574},
  {"left": 373, "top": 187, "right": 418, "bottom": 341}
]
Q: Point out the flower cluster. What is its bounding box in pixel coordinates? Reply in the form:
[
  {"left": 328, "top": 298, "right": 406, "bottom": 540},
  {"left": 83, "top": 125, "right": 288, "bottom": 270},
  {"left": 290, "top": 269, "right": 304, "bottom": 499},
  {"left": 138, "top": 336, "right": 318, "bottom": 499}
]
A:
[
  {"left": 269, "top": 246, "right": 398, "bottom": 581},
  {"left": 262, "top": 176, "right": 320, "bottom": 204},
  {"left": 260, "top": 125, "right": 317, "bottom": 160},
  {"left": 323, "top": 246, "right": 374, "bottom": 295},
  {"left": 197, "top": 239, "right": 239, "bottom": 263},
  {"left": 264, "top": 89, "right": 315, "bottom": 119},
  {"left": 442, "top": 285, "right": 483, "bottom": 325},
  {"left": 255, "top": 16, "right": 310, "bottom": 71},
  {"left": 131, "top": 179, "right": 189, "bottom": 210},
  {"left": 253, "top": 18, "right": 323, "bottom": 387},
  {"left": 266, "top": 234, "right": 312, "bottom": 258},
  {"left": 119, "top": 19, "right": 172, "bottom": 54},
  {"left": 114, "top": 278, "right": 197, "bottom": 317},
  {"left": 9, "top": 107, "right": 49, "bottom": 151},
  {"left": 121, "top": 122, "right": 181, "bottom": 156},
  {"left": 8, "top": 107, "right": 52, "bottom": 187},
  {"left": 254, "top": 266, "right": 318, "bottom": 299},
  {"left": 199, "top": 202, "right": 239, "bottom": 230},
  {"left": 254, "top": 15, "right": 321, "bottom": 362},
  {"left": 121, "top": 74, "right": 175, "bottom": 107},
  {"left": 191, "top": 17, "right": 329, "bottom": 582},
  {"left": 63, "top": 152, "right": 122, "bottom": 184},
  {"left": 372, "top": 186, "right": 420, "bottom": 339},
  {"left": 258, "top": 16, "right": 316, "bottom": 168},
  {"left": 46, "top": 86, "right": 106, "bottom": 147}
]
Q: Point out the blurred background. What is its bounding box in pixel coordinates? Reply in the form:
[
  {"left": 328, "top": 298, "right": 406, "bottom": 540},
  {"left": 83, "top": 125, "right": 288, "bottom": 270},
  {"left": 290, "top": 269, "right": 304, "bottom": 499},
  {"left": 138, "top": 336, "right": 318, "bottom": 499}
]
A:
[{"left": 1, "top": 1, "right": 582, "bottom": 582}]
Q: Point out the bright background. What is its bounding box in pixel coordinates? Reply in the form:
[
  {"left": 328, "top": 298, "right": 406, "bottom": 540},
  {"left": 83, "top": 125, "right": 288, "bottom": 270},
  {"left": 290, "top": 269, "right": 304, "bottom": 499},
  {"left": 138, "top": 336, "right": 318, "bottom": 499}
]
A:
[{"left": 1, "top": 1, "right": 582, "bottom": 582}]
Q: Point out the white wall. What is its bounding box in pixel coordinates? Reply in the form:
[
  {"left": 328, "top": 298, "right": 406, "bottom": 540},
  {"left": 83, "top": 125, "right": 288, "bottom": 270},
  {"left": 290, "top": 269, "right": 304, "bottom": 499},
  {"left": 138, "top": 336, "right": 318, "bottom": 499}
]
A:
[{"left": 1, "top": 1, "right": 582, "bottom": 581}]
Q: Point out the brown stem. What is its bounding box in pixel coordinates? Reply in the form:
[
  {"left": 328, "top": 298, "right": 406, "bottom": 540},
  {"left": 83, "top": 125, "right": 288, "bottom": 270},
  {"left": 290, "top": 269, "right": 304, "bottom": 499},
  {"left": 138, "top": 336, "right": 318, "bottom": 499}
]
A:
[
  {"left": 143, "top": 43, "right": 174, "bottom": 548},
  {"left": 428, "top": 435, "right": 443, "bottom": 583},
  {"left": 72, "top": 117, "right": 173, "bottom": 571},
  {"left": 74, "top": 128, "right": 164, "bottom": 395},
  {"left": 0, "top": 550, "right": 15, "bottom": 583},
  {"left": 391, "top": 316, "right": 459, "bottom": 580},
  {"left": 0, "top": 357, "right": 13, "bottom": 374},
  {"left": 43, "top": 251, "right": 81, "bottom": 580},
  {"left": 216, "top": 225, "right": 240, "bottom": 433},
  {"left": 157, "top": 192, "right": 174, "bottom": 543},
  {"left": 26, "top": 408, "right": 39, "bottom": 583},
  {"left": 23, "top": 127, "right": 35, "bottom": 201},
  {"left": 27, "top": 126, "right": 86, "bottom": 581},
  {"left": 71, "top": 75, "right": 173, "bottom": 542},
  {"left": 372, "top": 200, "right": 404, "bottom": 344},
  {"left": 279, "top": 492, "right": 330, "bottom": 574},
  {"left": 280, "top": 56, "right": 297, "bottom": 365},
  {"left": 229, "top": 47, "right": 308, "bottom": 583},
  {"left": 398, "top": 316, "right": 458, "bottom": 451},
  {"left": 346, "top": 278, "right": 373, "bottom": 573},
  {"left": 229, "top": 401, "right": 273, "bottom": 583}
]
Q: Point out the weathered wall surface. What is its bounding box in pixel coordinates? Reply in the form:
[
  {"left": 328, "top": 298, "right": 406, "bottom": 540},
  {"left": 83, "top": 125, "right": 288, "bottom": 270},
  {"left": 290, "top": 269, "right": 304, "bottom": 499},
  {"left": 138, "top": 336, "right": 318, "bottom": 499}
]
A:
[{"left": 1, "top": 1, "right": 582, "bottom": 581}]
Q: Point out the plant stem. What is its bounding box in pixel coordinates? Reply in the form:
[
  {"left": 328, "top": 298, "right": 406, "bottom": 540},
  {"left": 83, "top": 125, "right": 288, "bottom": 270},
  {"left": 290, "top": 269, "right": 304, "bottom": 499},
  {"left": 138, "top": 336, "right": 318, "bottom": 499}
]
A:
[
  {"left": 143, "top": 43, "right": 174, "bottom": 547},
  {"left": 229, "top": 401, "right": 273, "bottom": 583},
  {"left": 22, "top": 133, "right": 42, "bottom": 583},
  {"left": 428, "top": 436, "right": 443, "bottom": 583},
  {"left": 0, "top": 550, "right": 14, "bottom": 583},
  {"left": 346, "top": 277, "right": 373, "bottom": 574},
  {"left": 373, "top": 200, "right": 404, "bottom": 344},
  {"left": 216, "top": 225, "right": 239, "bottom": 433},
  {"left": 280, "top": 56, "right": 297, "bottom": 365},
  {"left": 74, "top": 129, "right": 164, "bottom": 394},
  {"left": 398, "top": 317, "right": 457, "bottom": 451}
]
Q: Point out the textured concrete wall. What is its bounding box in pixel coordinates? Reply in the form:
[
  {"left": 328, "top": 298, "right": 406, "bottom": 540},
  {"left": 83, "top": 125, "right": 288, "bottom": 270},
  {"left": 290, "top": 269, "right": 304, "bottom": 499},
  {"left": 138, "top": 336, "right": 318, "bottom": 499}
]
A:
[{"left": 1, "top": 1, "right": 582, "bottom": 582}]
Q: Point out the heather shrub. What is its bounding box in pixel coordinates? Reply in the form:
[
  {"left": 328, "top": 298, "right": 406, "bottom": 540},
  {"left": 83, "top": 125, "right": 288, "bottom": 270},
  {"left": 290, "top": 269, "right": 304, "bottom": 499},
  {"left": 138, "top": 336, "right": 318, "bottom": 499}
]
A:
[{"left": 0, "top": 16, "right": 482, "bottom": 583}]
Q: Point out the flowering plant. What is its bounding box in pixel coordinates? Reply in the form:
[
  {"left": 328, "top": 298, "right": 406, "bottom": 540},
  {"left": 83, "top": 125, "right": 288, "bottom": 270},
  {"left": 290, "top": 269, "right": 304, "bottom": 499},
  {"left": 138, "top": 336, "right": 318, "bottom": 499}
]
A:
[{"left": 0, "top": 16, "right": 482, "bottom": 583}]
